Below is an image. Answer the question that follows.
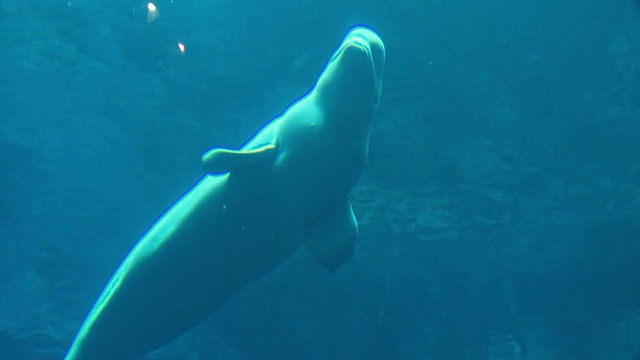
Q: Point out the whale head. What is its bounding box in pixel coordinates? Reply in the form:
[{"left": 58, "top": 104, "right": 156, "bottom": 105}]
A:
[{"left": 312, "top": 26, "right": 386, "bottom": 132}]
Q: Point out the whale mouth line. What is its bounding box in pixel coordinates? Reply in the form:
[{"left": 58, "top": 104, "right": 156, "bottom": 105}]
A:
[
  {"left": 327, "top": 34, "right": 373, "bottom": 69},
  {"left": 343, "top": 35, "right": 371, "bottom": 57}
]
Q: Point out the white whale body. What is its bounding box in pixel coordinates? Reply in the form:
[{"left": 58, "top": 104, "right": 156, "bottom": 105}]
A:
[{"left": 65, "top": 25, "right": 385, "bottom": 359}]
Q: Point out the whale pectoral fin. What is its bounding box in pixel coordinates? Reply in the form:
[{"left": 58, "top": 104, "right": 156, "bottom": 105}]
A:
[
  {"left": 201, "top": 144, "right": 277, "bottom": 175},
  {"left": 304, "top": 199, "right": 358, "bottom": 271}
]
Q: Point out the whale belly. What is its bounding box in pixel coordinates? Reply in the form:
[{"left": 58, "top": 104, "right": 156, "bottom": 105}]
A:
[{"left": 65, "top": 176, "right": 301, "bottom": 359}]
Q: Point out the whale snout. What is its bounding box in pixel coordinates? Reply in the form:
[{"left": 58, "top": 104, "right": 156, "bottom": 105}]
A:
[
  {"left": 315, "top": 26, "right": 386, "bottom": 111},
  {"left": 342, "top": 27, "right": 386, "bottom": 83}
]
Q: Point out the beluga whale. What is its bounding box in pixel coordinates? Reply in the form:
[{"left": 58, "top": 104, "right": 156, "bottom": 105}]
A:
[{"left": 65, "top": 25, "right": 386, "bottom": 359}]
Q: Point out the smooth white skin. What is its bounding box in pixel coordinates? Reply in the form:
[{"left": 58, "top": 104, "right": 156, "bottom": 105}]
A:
[{"left": 65, "top": 26, "right": 385, "bottom": 360}]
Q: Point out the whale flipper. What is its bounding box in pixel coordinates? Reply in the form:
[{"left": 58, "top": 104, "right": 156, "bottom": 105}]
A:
[
  {"left": 304, "top": 199, "right": 358, "bottom": 271},
  {"left": 202, "top": 144, "right": 277, "bottom": 175}
]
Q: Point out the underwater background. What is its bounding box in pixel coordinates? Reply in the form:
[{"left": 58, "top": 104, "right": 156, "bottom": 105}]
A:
[{"left": 1, "top": 0, "right": 639, "bottom": 359}]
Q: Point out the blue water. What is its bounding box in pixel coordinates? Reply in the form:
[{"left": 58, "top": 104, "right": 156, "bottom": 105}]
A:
[{"left": 1, "top": 0, "right": 639, "bottom": 359}]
